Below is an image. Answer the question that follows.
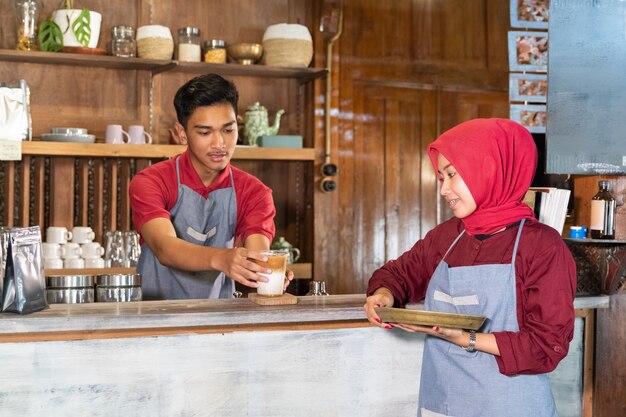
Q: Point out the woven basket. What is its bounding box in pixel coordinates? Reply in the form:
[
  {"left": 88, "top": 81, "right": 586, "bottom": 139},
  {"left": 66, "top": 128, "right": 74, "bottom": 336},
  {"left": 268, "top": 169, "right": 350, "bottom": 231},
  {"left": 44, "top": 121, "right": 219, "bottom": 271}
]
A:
[
  {"left": 137, "top": 37, "right": 174, "bottom": 60},
  {"left": 263, "top": 38, "right": 313, "bottom": 68}
]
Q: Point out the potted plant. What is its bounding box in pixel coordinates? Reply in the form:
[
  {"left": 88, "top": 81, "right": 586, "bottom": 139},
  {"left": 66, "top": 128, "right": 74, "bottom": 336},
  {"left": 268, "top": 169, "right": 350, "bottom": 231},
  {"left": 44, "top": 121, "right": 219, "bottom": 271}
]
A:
[{"left": 38, "top": 0, "right": 101, "bottom": 52}]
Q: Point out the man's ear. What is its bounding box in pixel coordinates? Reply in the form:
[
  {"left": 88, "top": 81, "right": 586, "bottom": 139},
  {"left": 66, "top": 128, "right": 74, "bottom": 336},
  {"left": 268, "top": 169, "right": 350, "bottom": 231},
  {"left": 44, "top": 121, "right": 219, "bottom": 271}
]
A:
[{"left": 174, "top": 122, "right": 188, "bottom": 145}]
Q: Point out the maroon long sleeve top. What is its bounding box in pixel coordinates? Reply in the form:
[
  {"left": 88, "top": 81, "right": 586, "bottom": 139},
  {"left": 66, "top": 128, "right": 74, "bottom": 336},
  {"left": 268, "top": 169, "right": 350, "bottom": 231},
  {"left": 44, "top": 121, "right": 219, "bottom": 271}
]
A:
[{"left": 367, "top": 217, "right": 576, "bottom": 376}]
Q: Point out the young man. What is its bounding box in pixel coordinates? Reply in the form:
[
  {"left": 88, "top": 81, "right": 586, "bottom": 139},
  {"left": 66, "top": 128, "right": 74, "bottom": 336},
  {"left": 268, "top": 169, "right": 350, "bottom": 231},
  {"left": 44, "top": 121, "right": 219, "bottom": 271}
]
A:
[{"left": 129, "top": 73, "right": 292, "bottom": 300}]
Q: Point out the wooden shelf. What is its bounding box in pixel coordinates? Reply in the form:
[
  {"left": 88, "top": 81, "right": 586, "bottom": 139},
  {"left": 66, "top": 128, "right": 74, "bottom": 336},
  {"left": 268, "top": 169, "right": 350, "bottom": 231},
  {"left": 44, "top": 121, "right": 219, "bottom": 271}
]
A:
[
  {"left": 44, "top": 263, "right": 311, "bottom": 279},
  {"left": 0, "top": 49, "right": 327, "bottom": 81},
  {"left": 289, "top": 263, "right": 312, "bottom": 279},
  {"left": 45, "top": 267, "right": 136, "bottom": 276},
  {"left": 21, "top": 141, "right": 316, "bottom": 161}
]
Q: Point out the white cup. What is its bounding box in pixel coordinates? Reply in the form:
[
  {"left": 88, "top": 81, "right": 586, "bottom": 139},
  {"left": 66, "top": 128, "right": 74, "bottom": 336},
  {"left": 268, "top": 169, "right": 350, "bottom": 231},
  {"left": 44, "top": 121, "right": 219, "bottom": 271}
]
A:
[
  {"left": 84, "top": 257, "right": 105, "bottom": 268},
  {"left": 128, "top": 125, "right": 153, "bottom": 145},
  {"left": 42, "top": 242, "right": 64, "bottom": 259},
  {"left": 81, "top": 242, "right": 104, "bottom": 259},
  {"left": 44, "top": 258, "right": 63, "bottom": 269},
  {"left": 46, "top": 226, "right": 73, "bottom": 244},
  {"left": 105, "top": 124, "right": 130, "bottom": 144},
  {"left": 71, "top": 226, "right": 95, "bottom": 244},
  {"left": 61, "top": 242, "right": 82, "bottom": 259},
  {"left": 64, "top": 258, "right": 85, "bottom": 269}
]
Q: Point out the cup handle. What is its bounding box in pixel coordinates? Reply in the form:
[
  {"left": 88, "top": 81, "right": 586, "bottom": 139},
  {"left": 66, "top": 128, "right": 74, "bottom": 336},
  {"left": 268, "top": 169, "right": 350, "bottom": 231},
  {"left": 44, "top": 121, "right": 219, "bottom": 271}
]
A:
[
  {"left": 144, "top": 131, "right": 153, "bottom": 144},
  {"left": 291, "top": 247, "right": 300, "bottom": 263},
  {"left": 122, "top": 130, "right": 130, "bottom": 144},
  {"left": 66, "top": 231, "right": 73, "bottom": 241}
]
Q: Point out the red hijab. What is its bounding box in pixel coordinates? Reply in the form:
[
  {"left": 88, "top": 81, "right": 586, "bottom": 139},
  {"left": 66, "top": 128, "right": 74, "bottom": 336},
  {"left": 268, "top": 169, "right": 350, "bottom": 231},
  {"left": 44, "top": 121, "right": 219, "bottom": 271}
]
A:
[{"left": 427, "top": 118, "right": 537, "bottom": 236}]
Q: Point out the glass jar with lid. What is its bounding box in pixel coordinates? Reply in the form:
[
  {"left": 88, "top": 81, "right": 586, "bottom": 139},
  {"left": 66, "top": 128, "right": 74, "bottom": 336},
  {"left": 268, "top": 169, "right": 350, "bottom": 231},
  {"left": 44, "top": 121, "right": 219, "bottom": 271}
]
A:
[
  {"left": 110, "top": 25, "right": 136, "bottom": 57},
  {"left": 177, "top": 27, "right": 201, "bottom": 62},
  {"left": 203, "top": 39, "right": 227, "bottom": 63}
]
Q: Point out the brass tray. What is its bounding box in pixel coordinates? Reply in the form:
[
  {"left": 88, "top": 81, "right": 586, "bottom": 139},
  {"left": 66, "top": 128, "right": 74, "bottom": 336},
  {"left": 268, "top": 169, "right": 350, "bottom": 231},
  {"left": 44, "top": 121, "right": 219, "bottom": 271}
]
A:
[{"left": 375, "top": 307, "right": 486, "bottom": 330}]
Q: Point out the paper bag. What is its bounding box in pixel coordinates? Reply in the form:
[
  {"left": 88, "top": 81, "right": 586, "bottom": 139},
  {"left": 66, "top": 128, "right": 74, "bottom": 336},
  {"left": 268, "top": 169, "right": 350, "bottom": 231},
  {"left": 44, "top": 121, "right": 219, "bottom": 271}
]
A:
[{"left": 0, "top": 80, "right": 31, "bottom": 141}]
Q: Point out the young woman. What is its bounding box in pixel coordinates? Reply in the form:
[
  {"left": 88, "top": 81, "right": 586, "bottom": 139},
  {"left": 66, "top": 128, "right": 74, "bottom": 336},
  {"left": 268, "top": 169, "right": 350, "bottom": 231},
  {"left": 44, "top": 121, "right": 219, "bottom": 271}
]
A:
[{"left": 364, "top": 118, "right": 576, "bottom": 417}]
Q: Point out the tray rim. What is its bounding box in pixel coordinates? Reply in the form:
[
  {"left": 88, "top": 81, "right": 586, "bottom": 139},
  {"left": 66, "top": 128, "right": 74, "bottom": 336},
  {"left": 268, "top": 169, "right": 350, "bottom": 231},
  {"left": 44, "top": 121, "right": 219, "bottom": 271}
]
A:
[{"left": 374, "top": 306, "right": 486, "bottom": 330}]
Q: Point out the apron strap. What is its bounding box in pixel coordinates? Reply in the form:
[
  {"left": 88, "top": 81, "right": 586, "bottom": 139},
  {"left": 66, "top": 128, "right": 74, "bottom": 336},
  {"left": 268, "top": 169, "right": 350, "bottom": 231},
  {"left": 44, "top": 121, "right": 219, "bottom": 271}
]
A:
[
  {"left": 510, "top": 218, "right": 526, "bottom": 268},
  {"left": 442, "top": 229, "right": 465, "bottom": 260},
  {"left": 175, "top": 156, "right": 182, "bottom": 187}
]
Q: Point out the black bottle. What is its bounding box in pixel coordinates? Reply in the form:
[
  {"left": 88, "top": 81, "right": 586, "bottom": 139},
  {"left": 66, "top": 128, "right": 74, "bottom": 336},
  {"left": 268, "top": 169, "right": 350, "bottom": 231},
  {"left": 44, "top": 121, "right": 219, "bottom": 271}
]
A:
[{"left": 590, "top": 180, "right": 616, "bottom": 239}]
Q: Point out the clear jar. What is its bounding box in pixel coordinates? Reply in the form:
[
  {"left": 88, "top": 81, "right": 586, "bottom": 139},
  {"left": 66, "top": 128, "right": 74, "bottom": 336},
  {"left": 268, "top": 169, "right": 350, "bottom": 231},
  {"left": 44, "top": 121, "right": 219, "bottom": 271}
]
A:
[
  {"left": 110, "top": 25, "right": 136, "bottom": 57},
  {"left": 15, "top": 0, "right": 39, "bottom": 51},
  {"left": 177, "top": 27, "right": 201, "bottom": 62},
  {"left": 203, "top": 39, "right": 226, "bottom": 63}
]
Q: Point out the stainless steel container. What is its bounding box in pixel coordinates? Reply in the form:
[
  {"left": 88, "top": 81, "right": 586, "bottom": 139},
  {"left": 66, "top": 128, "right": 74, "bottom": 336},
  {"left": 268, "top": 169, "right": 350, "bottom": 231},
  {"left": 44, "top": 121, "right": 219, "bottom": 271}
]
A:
[
  {"left": 96, "top": 273, "right": 142, "bottom": 302},
  {"left": 46, "top": 274, "right": 95, "bottom": 304}
]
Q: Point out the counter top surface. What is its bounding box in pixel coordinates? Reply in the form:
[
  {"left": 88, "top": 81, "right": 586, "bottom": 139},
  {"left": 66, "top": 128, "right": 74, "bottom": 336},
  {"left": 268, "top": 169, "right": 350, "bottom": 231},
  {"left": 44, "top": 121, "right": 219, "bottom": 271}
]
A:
[{"left": 0, "top": 294, "right": 608, "bottom": 336}]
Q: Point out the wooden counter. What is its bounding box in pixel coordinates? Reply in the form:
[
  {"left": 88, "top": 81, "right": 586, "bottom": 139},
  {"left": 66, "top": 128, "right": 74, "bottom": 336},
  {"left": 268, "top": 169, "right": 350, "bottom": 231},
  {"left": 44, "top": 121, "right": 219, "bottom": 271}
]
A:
[{"left": 0, "top": 295, "right": 608, "bottom": 417}]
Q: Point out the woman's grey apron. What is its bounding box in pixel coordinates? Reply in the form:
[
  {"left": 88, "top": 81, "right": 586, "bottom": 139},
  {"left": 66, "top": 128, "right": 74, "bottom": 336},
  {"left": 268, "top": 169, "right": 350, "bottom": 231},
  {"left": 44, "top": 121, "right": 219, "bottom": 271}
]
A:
[
  {"left": 417, "top": 219, "right": 558, "bottom": 417},
  {"left": 138, "top": 157, "right": 237, "bottom": 300}
]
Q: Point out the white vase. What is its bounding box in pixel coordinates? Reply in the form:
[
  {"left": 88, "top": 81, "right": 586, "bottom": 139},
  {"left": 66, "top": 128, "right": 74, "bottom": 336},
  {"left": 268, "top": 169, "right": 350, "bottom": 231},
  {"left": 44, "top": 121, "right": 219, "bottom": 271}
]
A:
[{"left": 51, "top": 9, "right": 102, "bottom": 48}]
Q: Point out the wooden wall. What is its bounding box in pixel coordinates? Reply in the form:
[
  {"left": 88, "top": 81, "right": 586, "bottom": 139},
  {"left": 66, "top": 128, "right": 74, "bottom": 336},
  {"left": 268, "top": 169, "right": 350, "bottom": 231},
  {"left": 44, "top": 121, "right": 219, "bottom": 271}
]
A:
[{"left": 312, "top": 0, "right": 510, "bottom": 294}]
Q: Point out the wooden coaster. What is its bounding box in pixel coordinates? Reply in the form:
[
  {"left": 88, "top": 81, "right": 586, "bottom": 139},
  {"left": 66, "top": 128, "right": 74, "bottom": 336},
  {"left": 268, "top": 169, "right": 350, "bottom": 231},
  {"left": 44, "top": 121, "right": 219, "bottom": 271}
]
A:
[{"left": 248, "top": 292, "right": 298, "bottom": 305}]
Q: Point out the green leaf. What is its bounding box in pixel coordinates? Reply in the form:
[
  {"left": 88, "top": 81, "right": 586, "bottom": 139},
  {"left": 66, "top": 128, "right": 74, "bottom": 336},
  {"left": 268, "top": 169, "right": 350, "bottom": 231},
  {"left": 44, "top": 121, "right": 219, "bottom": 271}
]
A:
[
  {"left": 38, "top": 19, "right": 63, "bottom": 52},
  {"left": 71, "top": 9, "right": 92, "bottom": 47}
]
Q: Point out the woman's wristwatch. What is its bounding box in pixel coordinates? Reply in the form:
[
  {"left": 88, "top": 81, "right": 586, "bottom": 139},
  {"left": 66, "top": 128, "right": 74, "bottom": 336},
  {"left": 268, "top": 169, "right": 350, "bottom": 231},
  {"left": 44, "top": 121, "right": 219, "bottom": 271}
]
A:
[{"left": 464, "top": 330, "right": 477, "bottom": 352}]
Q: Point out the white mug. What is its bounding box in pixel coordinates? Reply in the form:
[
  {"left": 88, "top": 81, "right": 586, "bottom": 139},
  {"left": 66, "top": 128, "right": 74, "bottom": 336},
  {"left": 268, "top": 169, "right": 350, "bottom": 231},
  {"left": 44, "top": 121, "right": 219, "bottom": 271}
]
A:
[
  {"left": 105, "top": 124, "right": 130, "bottom": 144},
  {"left": 61, "top": 242, "right": 82, "bottom": 259},
  {"left": 44, "top": 258, "right": 63, "bottom": 269},
  {"left": 42, "top": 242, "right": 64, "bottom": 259},
  {"left": 81, "top": 242, "right": 104, "bottom": 259},
  {"left": 128, "top": 125, "right": 153, "bottom": 145},
  {"left": 64, "top": 257, "right": 85, "bottom": 269},
  {"left": 46, "top": 226, "right": 73, "bottom": 244},
  {"left": 84, "top": 257, "right": 105, "bottom": 268},
  {"left": 71, "top": 226, "right": 95, "bottom": 244}
]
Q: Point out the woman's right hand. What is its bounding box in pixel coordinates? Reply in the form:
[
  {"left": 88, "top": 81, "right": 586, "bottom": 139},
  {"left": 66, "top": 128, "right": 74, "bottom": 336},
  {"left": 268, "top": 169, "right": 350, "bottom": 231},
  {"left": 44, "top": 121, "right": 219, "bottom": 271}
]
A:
[{"left": 364, "top": 288, "right": 394, "bottom": 328}]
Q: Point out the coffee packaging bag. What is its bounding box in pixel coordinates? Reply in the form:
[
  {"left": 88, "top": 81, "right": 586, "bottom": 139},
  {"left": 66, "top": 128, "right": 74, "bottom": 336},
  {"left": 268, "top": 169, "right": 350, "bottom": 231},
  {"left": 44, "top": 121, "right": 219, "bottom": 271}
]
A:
[{"left": 2, "top": 226, "right": 48, "bottom": 314}]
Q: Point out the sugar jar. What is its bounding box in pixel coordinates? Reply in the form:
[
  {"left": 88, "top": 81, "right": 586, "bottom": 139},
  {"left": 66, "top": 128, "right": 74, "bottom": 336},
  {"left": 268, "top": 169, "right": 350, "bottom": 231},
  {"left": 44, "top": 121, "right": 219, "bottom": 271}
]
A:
[{"left": 177, "top": 27, "right": 201, "bottom": 62}]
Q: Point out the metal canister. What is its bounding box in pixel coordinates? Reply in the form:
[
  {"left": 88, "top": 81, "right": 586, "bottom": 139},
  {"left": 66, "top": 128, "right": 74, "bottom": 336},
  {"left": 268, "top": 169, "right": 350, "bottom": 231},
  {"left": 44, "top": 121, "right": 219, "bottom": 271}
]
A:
[
  {"left": 46, "top": 274, "right": 95, "bottom": 304},
  {"left": 96, "top": 273, "right": 142, "bottom": 302}
]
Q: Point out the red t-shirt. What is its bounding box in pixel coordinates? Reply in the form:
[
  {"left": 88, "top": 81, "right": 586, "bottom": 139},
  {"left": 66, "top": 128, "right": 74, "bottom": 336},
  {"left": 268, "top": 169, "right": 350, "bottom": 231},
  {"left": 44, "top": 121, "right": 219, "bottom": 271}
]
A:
[
  {"left": 367, "top": 216, "right": 576, "bottom": 376},
  {"left": 129, "top": 150, "right": 275, "bottom": 243}
]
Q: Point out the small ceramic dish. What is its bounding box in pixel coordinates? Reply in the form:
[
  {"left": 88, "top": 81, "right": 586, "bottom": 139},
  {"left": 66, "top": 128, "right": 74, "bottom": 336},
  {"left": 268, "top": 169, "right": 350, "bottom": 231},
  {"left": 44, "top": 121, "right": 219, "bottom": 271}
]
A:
[{"left": 41, "top": 133, "right": 96, "bottom": 143}]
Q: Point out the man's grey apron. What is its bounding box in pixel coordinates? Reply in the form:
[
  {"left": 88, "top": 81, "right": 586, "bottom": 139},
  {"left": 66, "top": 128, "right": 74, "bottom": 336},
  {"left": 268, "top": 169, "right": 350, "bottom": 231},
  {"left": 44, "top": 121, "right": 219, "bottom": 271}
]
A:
[
  {"left": 138, "top": 157, "right": 237, "bottom": 300},
  {"left": 417, "top": 219, "right": 558, "bottom": 417}
]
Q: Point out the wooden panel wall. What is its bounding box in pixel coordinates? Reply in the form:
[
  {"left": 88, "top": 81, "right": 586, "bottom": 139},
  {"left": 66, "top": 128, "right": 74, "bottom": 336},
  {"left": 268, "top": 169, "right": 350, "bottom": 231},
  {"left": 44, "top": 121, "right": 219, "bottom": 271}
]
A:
[{"left": 312, "top": 0, "right": 510, "bottom": 293}]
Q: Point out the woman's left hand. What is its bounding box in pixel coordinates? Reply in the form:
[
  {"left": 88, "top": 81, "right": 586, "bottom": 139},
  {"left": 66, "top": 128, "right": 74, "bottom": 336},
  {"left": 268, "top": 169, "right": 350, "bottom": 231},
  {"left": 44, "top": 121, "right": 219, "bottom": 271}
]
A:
[{"left": 283, "top": 268, "right": 294, "bottom": 290}]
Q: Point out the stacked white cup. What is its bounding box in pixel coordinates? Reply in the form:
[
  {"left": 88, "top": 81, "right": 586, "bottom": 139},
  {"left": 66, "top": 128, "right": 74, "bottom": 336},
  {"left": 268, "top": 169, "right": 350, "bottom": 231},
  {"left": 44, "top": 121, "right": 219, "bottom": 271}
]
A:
[
  {"left": 72, "top": 226, "right": 105, "bottom": 268},
  {"left": 43, "top": 226, "right": 105, "bottom": 269},
  {"left": 44, "top": 226, "right": 73, "bottom": 269}
]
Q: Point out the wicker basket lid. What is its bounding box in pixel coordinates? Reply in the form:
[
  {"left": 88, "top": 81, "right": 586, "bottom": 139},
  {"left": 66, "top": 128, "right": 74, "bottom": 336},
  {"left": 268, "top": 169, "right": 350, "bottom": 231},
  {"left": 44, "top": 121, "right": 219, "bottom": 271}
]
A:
[{"left": 263, "top": 23, "right": 312, "bottom": 42}]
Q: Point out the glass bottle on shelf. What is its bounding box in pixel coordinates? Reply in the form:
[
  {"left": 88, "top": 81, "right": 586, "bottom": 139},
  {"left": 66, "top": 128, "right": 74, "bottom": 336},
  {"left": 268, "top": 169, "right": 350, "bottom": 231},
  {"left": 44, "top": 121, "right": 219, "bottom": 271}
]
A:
[
  {"left": 590, "top": 180, "right": 616, "bottom": 239},
  {"left": 177, "top": 27, "right": 201, "bottom": 62},
  {"left": 15, "top": 0, "right": 39, "bottom": 51}
]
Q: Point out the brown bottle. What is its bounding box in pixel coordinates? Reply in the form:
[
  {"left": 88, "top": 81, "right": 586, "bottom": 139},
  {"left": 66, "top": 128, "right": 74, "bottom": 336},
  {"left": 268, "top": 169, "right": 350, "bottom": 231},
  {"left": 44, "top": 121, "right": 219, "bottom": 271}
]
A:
[{"left": 590, "top": 180, "right": 615, "bottom": 239}]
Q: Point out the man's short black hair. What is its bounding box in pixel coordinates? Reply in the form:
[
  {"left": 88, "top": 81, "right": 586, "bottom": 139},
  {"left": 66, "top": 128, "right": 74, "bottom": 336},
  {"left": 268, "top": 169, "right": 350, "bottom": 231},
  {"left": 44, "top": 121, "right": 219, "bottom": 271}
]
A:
[{"left": 173, "top": 73, "right": 239, "bottom": 129}]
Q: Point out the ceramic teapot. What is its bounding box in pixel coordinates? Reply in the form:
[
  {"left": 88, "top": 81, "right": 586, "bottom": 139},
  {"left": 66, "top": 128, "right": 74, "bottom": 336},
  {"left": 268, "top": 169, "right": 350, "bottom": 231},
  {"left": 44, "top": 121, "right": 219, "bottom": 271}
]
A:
[
  {"left": 243, "top": 102, "right": 285, "bottom": 146},
  {"left": 270, "top": 236, "right": 300, "bottom": 264}
]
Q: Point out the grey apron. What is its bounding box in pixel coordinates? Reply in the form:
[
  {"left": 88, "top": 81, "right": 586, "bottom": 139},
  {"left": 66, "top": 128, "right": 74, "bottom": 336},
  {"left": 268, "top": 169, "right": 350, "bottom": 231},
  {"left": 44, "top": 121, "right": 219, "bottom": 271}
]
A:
[
  {"left": 417, "top": 219, "right": 558, "bottom": 417},
  {"left": 138, "top": 157, "right": 237, "bottom": 300}
]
